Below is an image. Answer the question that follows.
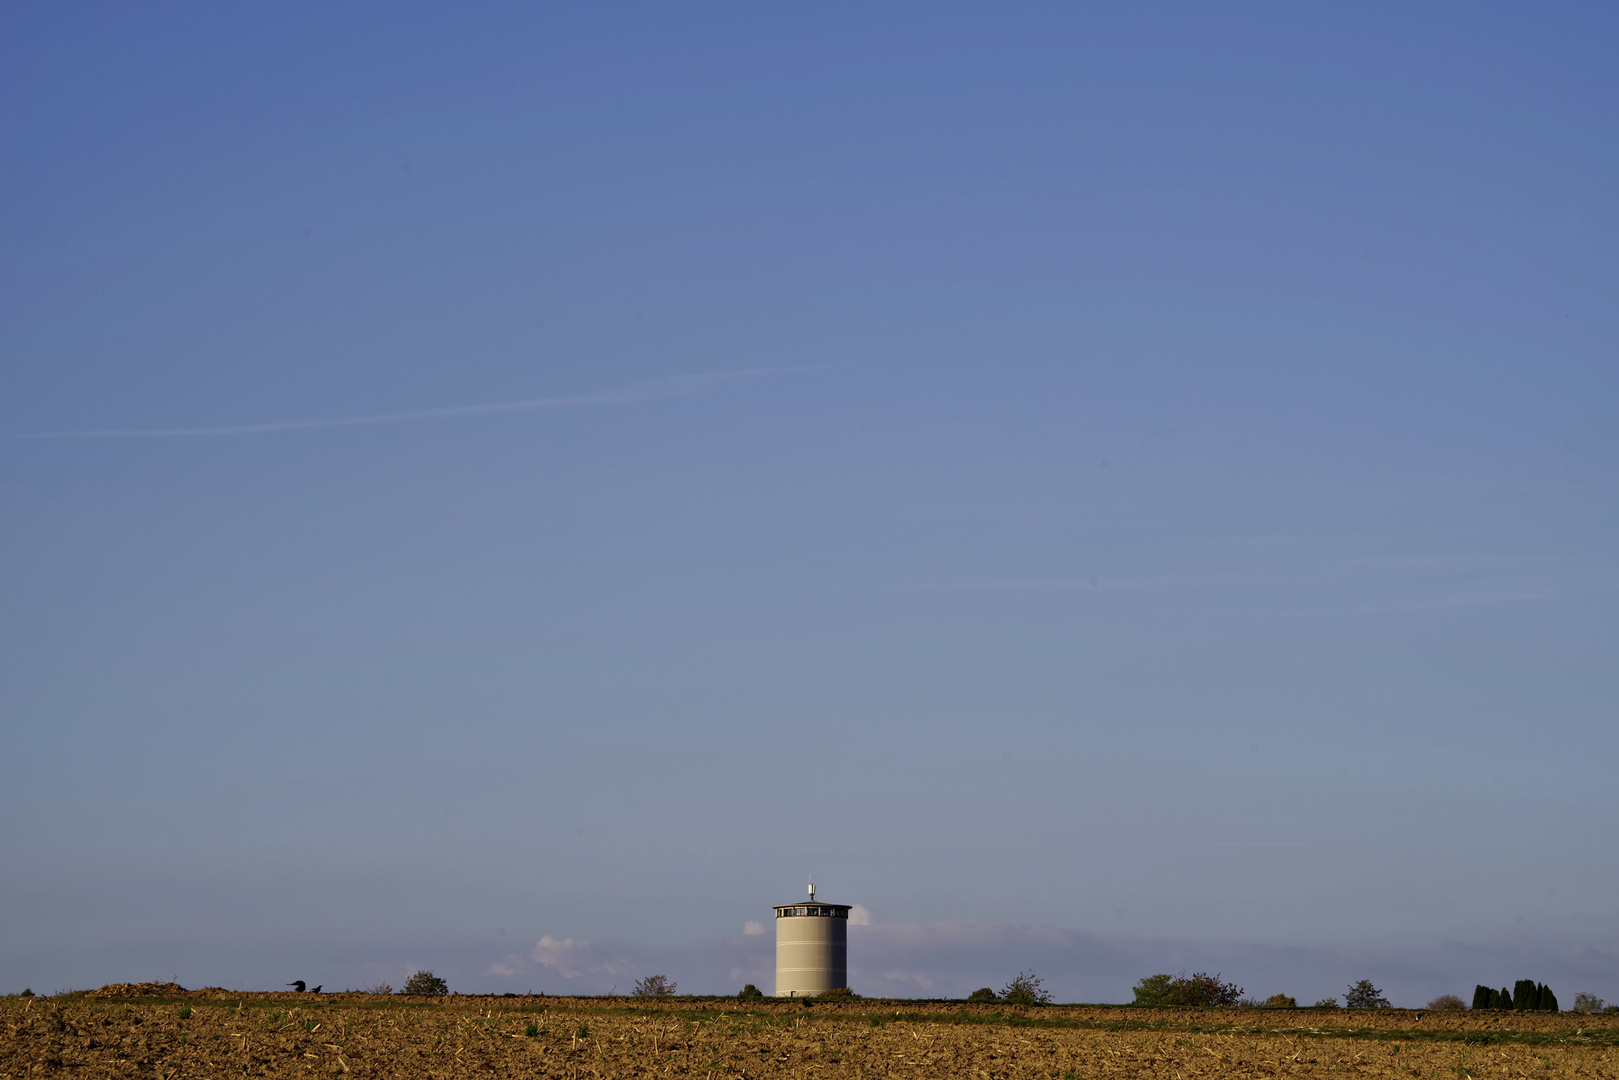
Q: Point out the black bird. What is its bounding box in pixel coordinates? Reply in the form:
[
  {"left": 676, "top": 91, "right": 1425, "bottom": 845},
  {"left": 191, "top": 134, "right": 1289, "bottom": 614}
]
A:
[{"left": 286, "top": 981, "right": 320, "bottom": 993}]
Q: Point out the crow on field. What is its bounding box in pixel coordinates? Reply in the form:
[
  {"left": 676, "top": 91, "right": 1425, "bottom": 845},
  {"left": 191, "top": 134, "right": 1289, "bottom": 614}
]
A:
[{"left": 287, "top": 981, "right": 320, "bottom": 993}]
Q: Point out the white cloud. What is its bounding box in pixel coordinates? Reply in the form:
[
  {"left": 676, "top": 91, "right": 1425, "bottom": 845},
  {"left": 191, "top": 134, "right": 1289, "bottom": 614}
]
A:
[
  {"left": 525, "top": 935, "right": 629, "bottom": 979},
  {"left": 878, "top": 970, "right": 938, "bottom": 993},
  {"left": 849, "top": 904, "right": 873, "bottom": 926},
  {"left": 488, "top": 954, "right": 526, "bottom": 977},
  {"left": 743, "top": 920, "right": 765, "bottom": 936}
]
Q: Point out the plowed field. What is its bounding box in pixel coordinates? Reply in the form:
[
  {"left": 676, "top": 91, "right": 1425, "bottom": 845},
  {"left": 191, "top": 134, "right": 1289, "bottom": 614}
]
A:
[{"left": 6, "top": 986, "right": 1617, "bottom": 1078}]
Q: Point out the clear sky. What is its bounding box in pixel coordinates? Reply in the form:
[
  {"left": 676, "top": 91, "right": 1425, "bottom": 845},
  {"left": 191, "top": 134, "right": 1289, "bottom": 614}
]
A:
[{"left": 3, "top": 3, "right": 1616, "bottom": 1005}]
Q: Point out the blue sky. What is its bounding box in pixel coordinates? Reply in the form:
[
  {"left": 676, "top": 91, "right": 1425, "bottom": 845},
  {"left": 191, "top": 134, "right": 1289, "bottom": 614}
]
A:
[{"left": 3, "top": 3, "right": 1617, "bottom": 1005}]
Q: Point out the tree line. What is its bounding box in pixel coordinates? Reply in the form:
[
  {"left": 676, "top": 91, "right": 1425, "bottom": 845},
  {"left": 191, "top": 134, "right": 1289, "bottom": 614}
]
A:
[{"left": 1471, "top": 981, "right": 1557, "bottom": 1011}]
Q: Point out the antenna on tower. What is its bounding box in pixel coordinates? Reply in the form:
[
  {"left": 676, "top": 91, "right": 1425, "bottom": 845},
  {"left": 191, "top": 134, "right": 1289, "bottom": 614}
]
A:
[{"left": 808, "top": 880, "right": 816, "bottom": 901}]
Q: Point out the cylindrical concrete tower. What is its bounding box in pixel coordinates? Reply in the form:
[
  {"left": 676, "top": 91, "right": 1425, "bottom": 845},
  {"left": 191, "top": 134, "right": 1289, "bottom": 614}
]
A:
[{"left": 774, "top": 883, "right": 850, "bottom": 997}]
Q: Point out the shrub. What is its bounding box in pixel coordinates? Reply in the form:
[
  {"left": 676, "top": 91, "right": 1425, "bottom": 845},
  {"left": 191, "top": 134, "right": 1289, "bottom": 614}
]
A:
[
  {"left": 1472, "top": 985, "right": 1494, "bottom": 1010},
  {"left": 1002, "top": 972, "right": 1053, "bottom": 1006},
  {"left": 402, "top": 971, "right": 449, "bottom": 996},
  {"left": 1345, "top": 980, "right": 1390, "bottom": 1009},
  {"left": 967, "top": 987, "right": 1000, "bottom": 1003},
  {"left": 1179, "top": 972, "right": 1244, "bottom": 1007},
  {"left": 737, "top": 984, "right": 765, "bottom": 1000},
  {"left": 819, "top": 987, "right": 857, "bottom": 999},
  {"left": 631, "top": 975, "right": 676, "bottom": 998},
  {"left": 365, "top": 983, "right": 394, "bottom": 995},
  {"left": 1132, "top": 972, "right": 1243, "bottom": 1008},
  {"left": 1572, "top": 993, "right": 1605, "bottom": 1013},
  {"left": 1132, "top": 974, "right": 1174, "bottom": 1007},
  {"left": 1312, "top": 998, "right": 1337, "bottom": 1008},
  {"left": 1427, "top": 995, "right": 1466, "bottom": 1011},
  {"left": 1263, "top": 994, "right": 1297, "bottom": 1008}
]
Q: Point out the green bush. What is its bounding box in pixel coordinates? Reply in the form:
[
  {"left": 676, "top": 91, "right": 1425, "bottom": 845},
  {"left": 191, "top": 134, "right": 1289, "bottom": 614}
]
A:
[
  {"left": 1133, "top": 974, "right": 1174, "bottom": 1007},
  {"left": 402, "top": 971, "right": 449, "bottom": 996},
  {"left": 1002, "top": 972, "right": 1052, "bottom": 1006},
  {"left": 1133, "top": 972, "right": 1244, "bottom": 1008},
  {"left": 737, "top": 984, "right": 765, "bottom": 1000},
  {"left": 1263, "top": 994, "right": 1297, "bottom": 1008},
  {"left": 966, "top": 987, "right": 999, "bottom": 1003},
  {"left": 1311, "top": 998, "right": 1338, "bottom": 1008}
]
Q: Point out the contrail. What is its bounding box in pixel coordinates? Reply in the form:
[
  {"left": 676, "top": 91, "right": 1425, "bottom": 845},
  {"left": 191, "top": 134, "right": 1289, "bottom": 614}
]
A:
[{"left": 11, "top": 366, "right": 808, "bottom": 440}]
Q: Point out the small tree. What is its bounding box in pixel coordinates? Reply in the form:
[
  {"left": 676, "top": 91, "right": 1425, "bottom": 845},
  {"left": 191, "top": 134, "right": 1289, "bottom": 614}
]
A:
[
  {"left": 402, "top": 970, "right": 449, "bottom": 996},
  {"left": 1572, "top": 993, "right": 1605, "bottom": 1013},
  {"left": 1513, "top": 980, "right": 1537, "bottom": 1011},
  {"left": 1312, "top": 997, "right": 1337, "bottom": 1008},
  {"left": 1471, "top": 985, "right": 1493, "bottom": 1010},
  {"left": 966, "top": 987, "right": 999, "bottom": 1003},
  {"left": 1344, "top": 980, "right": 1389, "bottom": 1009},
  {"left": 1263, "top": 994, "right": 1297, "bottom": 1008},
  {"left": 631, "top": 975, "right": 677, "bottom": 997},
  {"left": 1002, "top": 971, "right": 1053, "bottom": 1006},
  {"left": 1427, "top": 995, "right": 1466, "bottom": 1011},
  {"left": 737, "top": 984, "right": 765, "bottom": 1000}
]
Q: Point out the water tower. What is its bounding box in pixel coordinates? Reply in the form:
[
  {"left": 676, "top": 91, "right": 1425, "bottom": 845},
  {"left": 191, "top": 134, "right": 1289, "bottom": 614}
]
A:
[{"left": 774, "top": 883, "right": 850, "bottom": 997}]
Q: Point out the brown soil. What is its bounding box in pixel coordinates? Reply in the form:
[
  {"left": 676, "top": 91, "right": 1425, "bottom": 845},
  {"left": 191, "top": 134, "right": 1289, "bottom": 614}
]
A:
[{"left": 5, "top": 987, "right": 1617, "bottom": 1078}]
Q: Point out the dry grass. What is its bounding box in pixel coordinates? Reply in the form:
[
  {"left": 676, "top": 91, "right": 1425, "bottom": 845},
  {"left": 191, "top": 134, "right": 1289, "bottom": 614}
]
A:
[{"left": 5, "top": 986, "right": 1618, "bottom": 1078}]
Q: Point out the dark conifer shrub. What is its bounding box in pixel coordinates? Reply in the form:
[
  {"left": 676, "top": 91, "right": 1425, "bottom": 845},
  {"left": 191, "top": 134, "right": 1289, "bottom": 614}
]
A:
[
  {"left": 1539, "top": 985, "right": 1558, "bottom": 1012},
  {"left": 1497, "top": 987, "right": 1512, "bottom": 1009},
  {"left": 1514, "top": 980, "right": 1538, "bottom": 1011},
  {"left": 1472, "top": 985, "right": 1493, "bottom": 1010}
]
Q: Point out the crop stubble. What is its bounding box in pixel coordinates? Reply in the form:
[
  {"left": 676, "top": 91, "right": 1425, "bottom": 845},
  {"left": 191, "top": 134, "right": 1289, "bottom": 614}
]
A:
[{"left": 5, "top": 989, "right": 1618, "bottom": 1079}]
